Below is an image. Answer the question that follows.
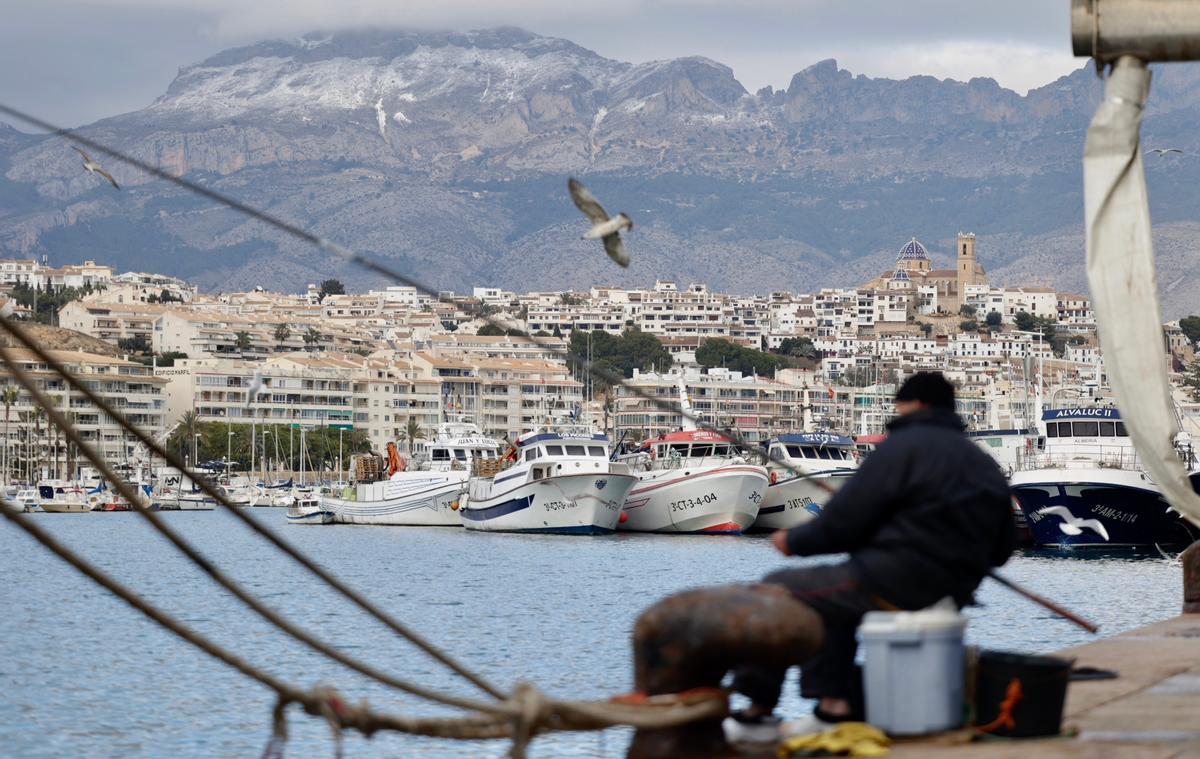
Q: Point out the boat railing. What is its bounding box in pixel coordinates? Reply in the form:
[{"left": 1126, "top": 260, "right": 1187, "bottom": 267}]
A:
[{"left": 1015, "top": 447, "right": 1142, "bottom": 472}]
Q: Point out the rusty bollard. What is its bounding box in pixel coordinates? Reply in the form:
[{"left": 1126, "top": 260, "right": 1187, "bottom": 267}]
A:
[
  {"left": 1184, "top": 541, "right": 1200, "bottom": 614},
  {"left": 628, "top": 584, "right": 824, "bottom": 759}
]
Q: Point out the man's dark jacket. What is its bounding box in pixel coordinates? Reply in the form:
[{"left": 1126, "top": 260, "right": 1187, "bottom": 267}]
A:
[{"left": 785, "top": 407, "right": 1016, "bottom": 608}]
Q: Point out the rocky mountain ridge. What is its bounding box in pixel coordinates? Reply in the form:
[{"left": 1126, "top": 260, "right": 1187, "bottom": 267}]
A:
[{"left": 3, "top": 28, "right": 1200, "bottom": 316}]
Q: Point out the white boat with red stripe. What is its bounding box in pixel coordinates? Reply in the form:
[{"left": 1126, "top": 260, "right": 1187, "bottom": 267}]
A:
[{"left": 620, "top": 429, "right": 768, "bottom": 534}]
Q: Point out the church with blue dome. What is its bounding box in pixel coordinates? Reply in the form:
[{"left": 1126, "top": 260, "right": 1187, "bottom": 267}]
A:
[{"left": 864, "top": 232, "right": 987, "bottom": 311}]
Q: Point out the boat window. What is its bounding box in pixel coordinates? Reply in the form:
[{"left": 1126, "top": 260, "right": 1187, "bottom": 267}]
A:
[
  {"left": 670, "top": 443, "right": 690, "bottom": 455},
  {"left": 1045, "top": 423, "right": 1059, "bottom": 438},
  {"left": 587, "top": 446, "right": 605, "bottom": 457},
  {"left": 1073, "top": 421, "right": 1099, "bottom": 437},
  {"left": 786, "top": 445, "right": 804, "bottom": 459},
  {"left": 1099, "top": 422, "right": 1116, "bottom": 437},
  {"left": 691, "top": 444, "right": 713, "bottom": 457},
  {"left": 431, "top": 449, "right": 450, "bottom": 461},
  {"left": 713, "top": 445, "right": 730, "bottom": 456},
  {"left": 532, "top": 467, "right": 544, "bottom": 481},
  {"left": 454, "top": 449, "right": 467, "bottom": 460},
  {"left": 526, "top": 448, "right": 539, "bottom": 461},
  {"left": 545, "top": 445, "right": 564, "bottom": 456},
  {"left": 565, "top": 445, "right": 586, "bottom": 456},
  {"left": 1115, "top": 422, "right": 1128, "bottom": 437},
  {"left": 817, "top": 448, "right": 832, "bottom": 459}
]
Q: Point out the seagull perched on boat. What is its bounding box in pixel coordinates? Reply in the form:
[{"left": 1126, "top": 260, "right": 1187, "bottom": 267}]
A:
[
  {"left": 568, "top": 177, "right": 631, "bottom": 268},
  {"left": 245, "top": 370, "right": 263, "bottom": 407},
  {"left": 1147, "top": 147, "right": 1183, "bottom": 157},
  {"left": 1035, "top": 506, "right": 1110, "bottom": 541},
  {"left": 71, "top": 146, "right": 120, "bottom": 189}
]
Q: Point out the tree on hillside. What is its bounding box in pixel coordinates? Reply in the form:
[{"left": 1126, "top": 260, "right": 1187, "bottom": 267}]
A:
[
  {"left": 777, "top": 336, "right": 817, "bottom": 359},
  {"left": 960, "top": 320, "right": 979, "bottom": 333},
  {"left": 117, "top": 334, "right": 151, "bottom": 355},
  {"left": 317, "top": 279, "right": 345, "bottom": 301},
  {"left": 1180, "top": 315, "right": 1200, "bottom": 345},
  {"left": 477, "top": 323, "right": 521, "bottom": 337},
  {"left": 234, "top": 330, "right": 252, "bottom": 357},
  {"left": 567, "top": 328, "right": 672, "bottom": 381},
  {"left": 273, "top": 323, "right": 291, "bottom": 349},
  {"left": 986, "top": 311, "right": 1003, "bottom": 328},
  {"left": 959, "top": 304, "right": 977, "bottom": 317},
  {"left": 303, "top": 326, "right": 323, "bottom": 350},
  {"left": 1014, "top": 311, "right": 1037, "bottom": 332},
  {"left": 696, "top": 338, "right": 789, "bottom": 377}
]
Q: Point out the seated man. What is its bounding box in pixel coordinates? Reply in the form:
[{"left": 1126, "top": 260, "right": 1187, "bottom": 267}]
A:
[{"left": 727, "top": 371, "right": 1017, "bottom": 741}]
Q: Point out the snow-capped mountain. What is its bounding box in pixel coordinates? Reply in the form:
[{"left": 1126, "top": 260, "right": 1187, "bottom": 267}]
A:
[{"left": 4, "top": 27, "right": 1200, "bottom": 314}]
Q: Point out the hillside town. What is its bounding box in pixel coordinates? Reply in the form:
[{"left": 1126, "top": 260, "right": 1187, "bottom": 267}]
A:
[{"left": 0, "top": 233, "right": 1197, "bottom": 477}]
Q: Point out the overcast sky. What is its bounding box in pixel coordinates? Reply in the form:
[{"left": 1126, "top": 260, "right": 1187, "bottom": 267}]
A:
[{"left": 2, "top": 0, "right": 1084, "bottom": 129}]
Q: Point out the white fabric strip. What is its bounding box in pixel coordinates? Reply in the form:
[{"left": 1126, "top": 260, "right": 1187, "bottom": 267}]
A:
[{"left": 1084, "top": 56, "right": 1200, "bottom": 527}]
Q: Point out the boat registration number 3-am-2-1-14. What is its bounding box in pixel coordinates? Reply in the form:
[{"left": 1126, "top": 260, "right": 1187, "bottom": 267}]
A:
[{"left": 670, "top": 492, "right": 718, "bottom": 512}]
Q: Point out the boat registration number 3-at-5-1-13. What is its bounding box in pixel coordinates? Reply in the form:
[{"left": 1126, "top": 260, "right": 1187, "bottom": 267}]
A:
[{"left": 670, "top": 492, "right": 718, "bottom": 512}]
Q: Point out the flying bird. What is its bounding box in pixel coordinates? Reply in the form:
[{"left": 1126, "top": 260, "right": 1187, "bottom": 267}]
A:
[
  {"left": 1147, "top": 147, "right": 1183, "bottom": 157},
  {"left": 568, "top": 177, "right": 632, "bottom": 268},
  {"left": 0, "top": 299, "right": 14, "bottom": 319},
  {"left": 245, "top": 370, "right": 264, "bottom": 407},
  {"left": 71, "top": 146, "right": 120, "bottom": 189},
  {"left": 1035, "top": 506, "right": 1110, "bottom": 541}
]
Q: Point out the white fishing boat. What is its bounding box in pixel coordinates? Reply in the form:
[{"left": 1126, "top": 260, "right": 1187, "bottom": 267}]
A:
[
  {"left": 11, "top": 487, "right": 40, "bottom": 513},
  {"left": 322, "top": 421, "right": 500, "bottom": 526},
  {"left": 753, "top": 432, "right": 858, "bottom": 531},
  {"left": 460, "top": 426, "right": 635, "bottom": 534},
  {"left": 286, "top": 491, "right": 334, "bottom": 525},
  {"left": 1011, "top": 406, "right": 1200, "bottom": 548},
  {"left": 619, "top": 429, "right": 768, "bottom": 534}
]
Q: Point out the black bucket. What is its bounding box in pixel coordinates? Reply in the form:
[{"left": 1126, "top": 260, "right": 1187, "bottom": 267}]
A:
[{"left": 973, "top": 650, "right": 1072, "bottom": 738}]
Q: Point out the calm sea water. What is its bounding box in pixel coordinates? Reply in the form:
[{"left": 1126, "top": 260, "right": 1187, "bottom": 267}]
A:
[{"left": 0, "top": 511, "right": 1184, "bottom": 758}]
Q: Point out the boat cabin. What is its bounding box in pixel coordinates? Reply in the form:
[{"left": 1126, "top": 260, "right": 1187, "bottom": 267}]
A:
[
  {"left": 638, "top": 429, "right": 743, "bottom": 468},
  {"left": 765, "top": 433, "right": 857, "bottom": 464},
  {"left": 515, "top": 427, "right": 613, "bottom": 481}
]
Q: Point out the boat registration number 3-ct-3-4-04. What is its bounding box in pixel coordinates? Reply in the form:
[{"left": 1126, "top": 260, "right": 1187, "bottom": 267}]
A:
[{"left": 670, "top": 492, "right": 718, "bottom": 512}]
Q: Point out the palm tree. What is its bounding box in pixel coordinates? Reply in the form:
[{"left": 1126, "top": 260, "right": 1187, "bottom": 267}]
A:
[
  {"left": 2, "top": 385, "right": 18, "bottom": 484},
  {"left": 398, "top": 417, "right": 426, "bottom": 455},
  {"left": 303, "top": 326, "right": 322, "bottom": 351},
  {"left": 273, "top": 323, "right": 291, "bottom": 350},
  {"left": 234, "top": 330, "right": 252, "bottom": 358}
]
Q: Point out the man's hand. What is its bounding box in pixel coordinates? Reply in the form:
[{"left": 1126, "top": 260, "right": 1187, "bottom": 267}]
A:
[{"left": 770, "top": 529, "right": 792, "bottom": 556}]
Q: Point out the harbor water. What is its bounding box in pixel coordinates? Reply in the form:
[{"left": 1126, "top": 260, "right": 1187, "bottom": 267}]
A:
[{"left": 0, "top": 510, "right": 1184, "bottom": 758}]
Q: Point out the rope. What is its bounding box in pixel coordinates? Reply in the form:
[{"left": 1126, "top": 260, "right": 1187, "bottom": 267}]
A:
[
  {"left": 0, "top": 315, "right": 505, "bottom": 701},
  {"left": 0, "top": 341, "right": 509, "bottom": 716}
]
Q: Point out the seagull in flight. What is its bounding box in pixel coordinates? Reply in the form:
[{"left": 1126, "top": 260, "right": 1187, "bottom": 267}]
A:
[
  {"left": 568, "top": 177, "right": 632, "bottom": 268},
  {"left": 1147, "top": 147, "right": 1183, "bottom": 157},
  {"left": 1036, "top": 506, "right": 1110, "bottom": 541},
  {"left": 71, "top": 146, "right": 120, "bottom": 189}
]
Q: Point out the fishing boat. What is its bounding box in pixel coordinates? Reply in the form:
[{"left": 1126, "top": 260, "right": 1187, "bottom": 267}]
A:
[
  {"left": 1011, "top": 407, "right": 1200, "bottom": 549},
  {"left": 460, "top": 425, "right": 635, "bottom": 534},
  {"left": 321, "top": 421, "right": 500, "bottom": 526},
  {"left": 285, "top": 490, "right": 334, "bottom": 525},
  {"left": 618, "top": 429, "right": 768, "bottom": 534},
  {"left": 753, "top": 432, "right": 858, "bottom": 531}
]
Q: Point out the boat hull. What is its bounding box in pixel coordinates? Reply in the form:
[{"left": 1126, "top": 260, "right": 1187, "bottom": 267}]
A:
[
  {"left": 620, "top": 464, "right": 768, "bottom": 534},
  {"left": 285, "top": 508, "right": 335, "bottom": 525},
  {"left": 1011, "top": 467, "right": 1200, "bottom": 548},
  {"left": 461, "top": 473, "right": 635, "bottom": 534},
  {"left": 752, "top": 469, "right": 854, "bottom": 532},
  {"left": 38, "top": 501, "right": 92, "bottom": 513},
  {"left": 323, "top": 475, "right": 466, "bottom": 527}
]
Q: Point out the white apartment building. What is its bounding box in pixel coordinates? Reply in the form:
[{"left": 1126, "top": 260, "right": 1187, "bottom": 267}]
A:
[{"left": 0, "top": 349, "right": 166, "bottom": 479}]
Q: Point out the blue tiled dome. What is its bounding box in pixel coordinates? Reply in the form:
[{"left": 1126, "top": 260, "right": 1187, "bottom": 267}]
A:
[
  {"left": 890, "top": 268, "right": 911, "bottom": 281},
  {"left": 897, "top": 237, "right": 929, "bottom": 261}
]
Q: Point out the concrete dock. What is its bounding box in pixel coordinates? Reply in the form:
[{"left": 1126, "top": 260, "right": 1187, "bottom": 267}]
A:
[{"left": 890, "top": 613, "right": 1200, "bottom": 757}]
